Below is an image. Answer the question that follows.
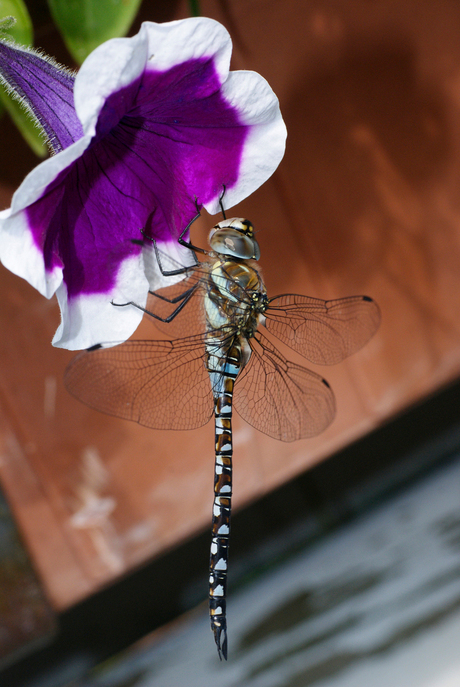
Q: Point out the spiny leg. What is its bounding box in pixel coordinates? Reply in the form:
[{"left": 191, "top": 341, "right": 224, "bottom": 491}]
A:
[
  {"left": 111, "top": 283, "right": 199, "bottom": 324},
  {"left": 117, "top": 208, "right": 205, "bottom": 321},
  {"left": 136, "top": 185, "right": 228, "bottom": 277},
  {"left": 152, "top": 238, "right": 199, "bottom": 276},
  {"left": 139, "top": 204, "right": 205, "bottom": 276},
  {"left": 218, "top": 185, "right": 227, "bottom": 220},
  {"left": 176, "top": 186, "right": 227, "bottom": 254},
  {"left": 177, "top": 203, "right": 208, "bottom": 256}
]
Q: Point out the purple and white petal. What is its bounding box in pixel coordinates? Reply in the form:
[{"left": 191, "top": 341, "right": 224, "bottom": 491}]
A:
[
  {"left": 209, "top": 69, "right": 286, "bottom": 214},
  {"left": 52, "top": 237, "right": 195, "bottom": 348},
  {"left": 0, "top": 135, "right": 91, "bottom": 296},
  {"left": 52, "top": 252, "right": 147, "bottom": 349},
  {"left": 0, "top": 17, "right": 286, "bottom": 350}
]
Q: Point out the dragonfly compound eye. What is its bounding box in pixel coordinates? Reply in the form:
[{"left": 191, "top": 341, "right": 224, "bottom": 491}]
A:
[{"left": 209, "top": 218, "right": 260, "bottom": 260}]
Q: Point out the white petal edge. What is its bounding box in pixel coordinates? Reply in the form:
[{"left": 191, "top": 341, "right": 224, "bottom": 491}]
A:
[
  {"left": 52, "top": 253, "right": 149, "bottom": 349},
  {"left": 0, "top": 206, "right": 62, "bottom": 297},
  {"left": 75, "top": 18, "right": 233, "bottom": 137},
  {"left": 52, "top": 239, "right": 193, "bottom": 349},
  {"left": 142, "top": 17, "right": 232, "bottom": 82},
  {"left": 0, "top": 135, "right": 91, "bottom": 296},
  {"left": 203, "top": 69, "right": 287, "bottom": 215},
  {"left": 74, "top": 32, "right": 147, "bottom": 136}
]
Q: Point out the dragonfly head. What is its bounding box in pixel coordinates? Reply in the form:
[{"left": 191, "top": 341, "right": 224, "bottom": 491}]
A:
[{"left": 209, "top": 218, "right": 260, "bottom": 261}]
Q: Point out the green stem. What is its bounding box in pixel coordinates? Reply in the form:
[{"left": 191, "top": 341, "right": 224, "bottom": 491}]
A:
[{"left": 188, "top": 0, "right": 200, "bottom": 17}]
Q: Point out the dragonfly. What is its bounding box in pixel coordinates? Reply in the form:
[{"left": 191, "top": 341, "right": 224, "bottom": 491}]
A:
[{"left": 65, "top": 210, "right": 380, "bottom": 660}]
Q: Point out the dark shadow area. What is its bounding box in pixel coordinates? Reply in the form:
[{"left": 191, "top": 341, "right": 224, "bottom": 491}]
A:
[
  {"left": 2, "top": 374, "right": 460, "bottom": 687},
  {"left": 0, "top": 490, "right": 56, "bottom": 668}
]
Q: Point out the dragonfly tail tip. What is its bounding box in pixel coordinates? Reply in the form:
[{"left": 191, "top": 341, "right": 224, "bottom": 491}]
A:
[{"left": 213, "top": 624, "right": 228, "bottom": 661}]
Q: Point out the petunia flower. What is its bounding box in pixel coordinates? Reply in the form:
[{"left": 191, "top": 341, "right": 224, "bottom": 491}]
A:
[{"left": 0, "top": 17, "right": 286, "bottom": 350}]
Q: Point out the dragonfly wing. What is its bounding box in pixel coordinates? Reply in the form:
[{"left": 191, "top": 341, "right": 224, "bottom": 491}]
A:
[
  {"left": 233, "top": 332, "right": 336, "bottom": 442},
  {"left": 64, "top": 335, "right": 214, "bottom": 430},
  {"left": 264, "top": 294, "right": 380, "bottom": 365}
]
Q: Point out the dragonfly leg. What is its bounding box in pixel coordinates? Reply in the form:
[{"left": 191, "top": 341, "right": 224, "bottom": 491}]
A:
[
  {"left": 132, "top": 232, "right": 198, "bottom": 277},
  {"left": 149, "top": 224, "right": 201, "bottom": 277},
  {"left": 139, "top": 205, "right": 206, "bottom": 276},
  {"left": 218, "top": 185, "right": 227, "bottom": 220},
  {"left": 155, "top": 203, "right": 205, "bottom": 274},
  {"left": 153, "top": 240, "right": 198, "bottom": 277},
  {"left": 177, "top": 206, "right": 208, "bottom": 256},
  {"left": 177, "top": 187, "right": 228, "bottom": 253},
  {"left": 111, "top": 283, "right": 198, "bottom": 324},
  {"left": 141, "top": 187, "right": 227, "bottom": 273},
  {"left": 148, "top": 284, "right": 196, "bottom": 304}
]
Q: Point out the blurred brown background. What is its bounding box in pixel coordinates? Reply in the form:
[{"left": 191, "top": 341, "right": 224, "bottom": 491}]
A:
[{"left": 1, "top": 0, "right": 460, "bottom": 662}]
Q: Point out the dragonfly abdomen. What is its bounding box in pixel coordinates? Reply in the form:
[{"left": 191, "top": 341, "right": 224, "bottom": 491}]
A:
[{"left": 208, "top": 342, "right": 242, "bottom": 660}]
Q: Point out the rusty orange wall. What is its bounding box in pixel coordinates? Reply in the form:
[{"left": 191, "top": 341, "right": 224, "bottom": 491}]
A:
[{"left": 1, "top": 0, "right": 460, "bottom": 609}]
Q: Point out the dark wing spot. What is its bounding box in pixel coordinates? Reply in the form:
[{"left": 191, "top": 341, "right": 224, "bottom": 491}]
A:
[{"left": 87, "top": 343, "right": 103, "bottom": 352}]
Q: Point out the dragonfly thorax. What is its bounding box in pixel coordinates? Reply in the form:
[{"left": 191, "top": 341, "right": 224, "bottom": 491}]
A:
[
  {"left": 210, "top": 259, "right": 263, "bottom": 298},
  {"left": 205, "top": 258, "right": 267, "bottom": 337},
  {"left": 208, "top": 217, "right": 260, "bottom": 260}
]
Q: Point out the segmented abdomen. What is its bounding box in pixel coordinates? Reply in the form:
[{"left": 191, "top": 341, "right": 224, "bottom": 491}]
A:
[{"left": 207, "top": 341, "right": 242, "bottom": 660}]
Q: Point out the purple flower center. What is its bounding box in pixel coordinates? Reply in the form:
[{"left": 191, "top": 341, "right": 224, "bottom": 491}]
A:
[{"left": 26, "top": 57, "right": 248, "bottom": 298}]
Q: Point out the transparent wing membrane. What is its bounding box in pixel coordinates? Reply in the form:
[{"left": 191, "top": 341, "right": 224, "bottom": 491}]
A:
[
  {"left": 66, "top": 294, "right": 378, "bottom": 437},
  {"left": 234, "top": 332, "right": 336, "bottom": 442},
  {"left": 65, "top": 335, "right": 214, "bottom": 430},
  {"left": 264, "top": 294, "right": 381, "bottom": 365}
]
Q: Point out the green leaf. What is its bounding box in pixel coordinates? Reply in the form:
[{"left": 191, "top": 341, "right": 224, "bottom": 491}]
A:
[
  {"left": 0, "top": 83, "right": 47, "bottom": 156},
  {"left": 0, "top": 0, "right": 31, "bottom": 44},
  {"left": 47, "top": 0, "right": 143, "bottom": 65},
  {"left": 188, "top": 0, "right": 200, "bottom": 17},
  {"left": 0, "top": 1, "right": 48, "bottom": 157}
]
